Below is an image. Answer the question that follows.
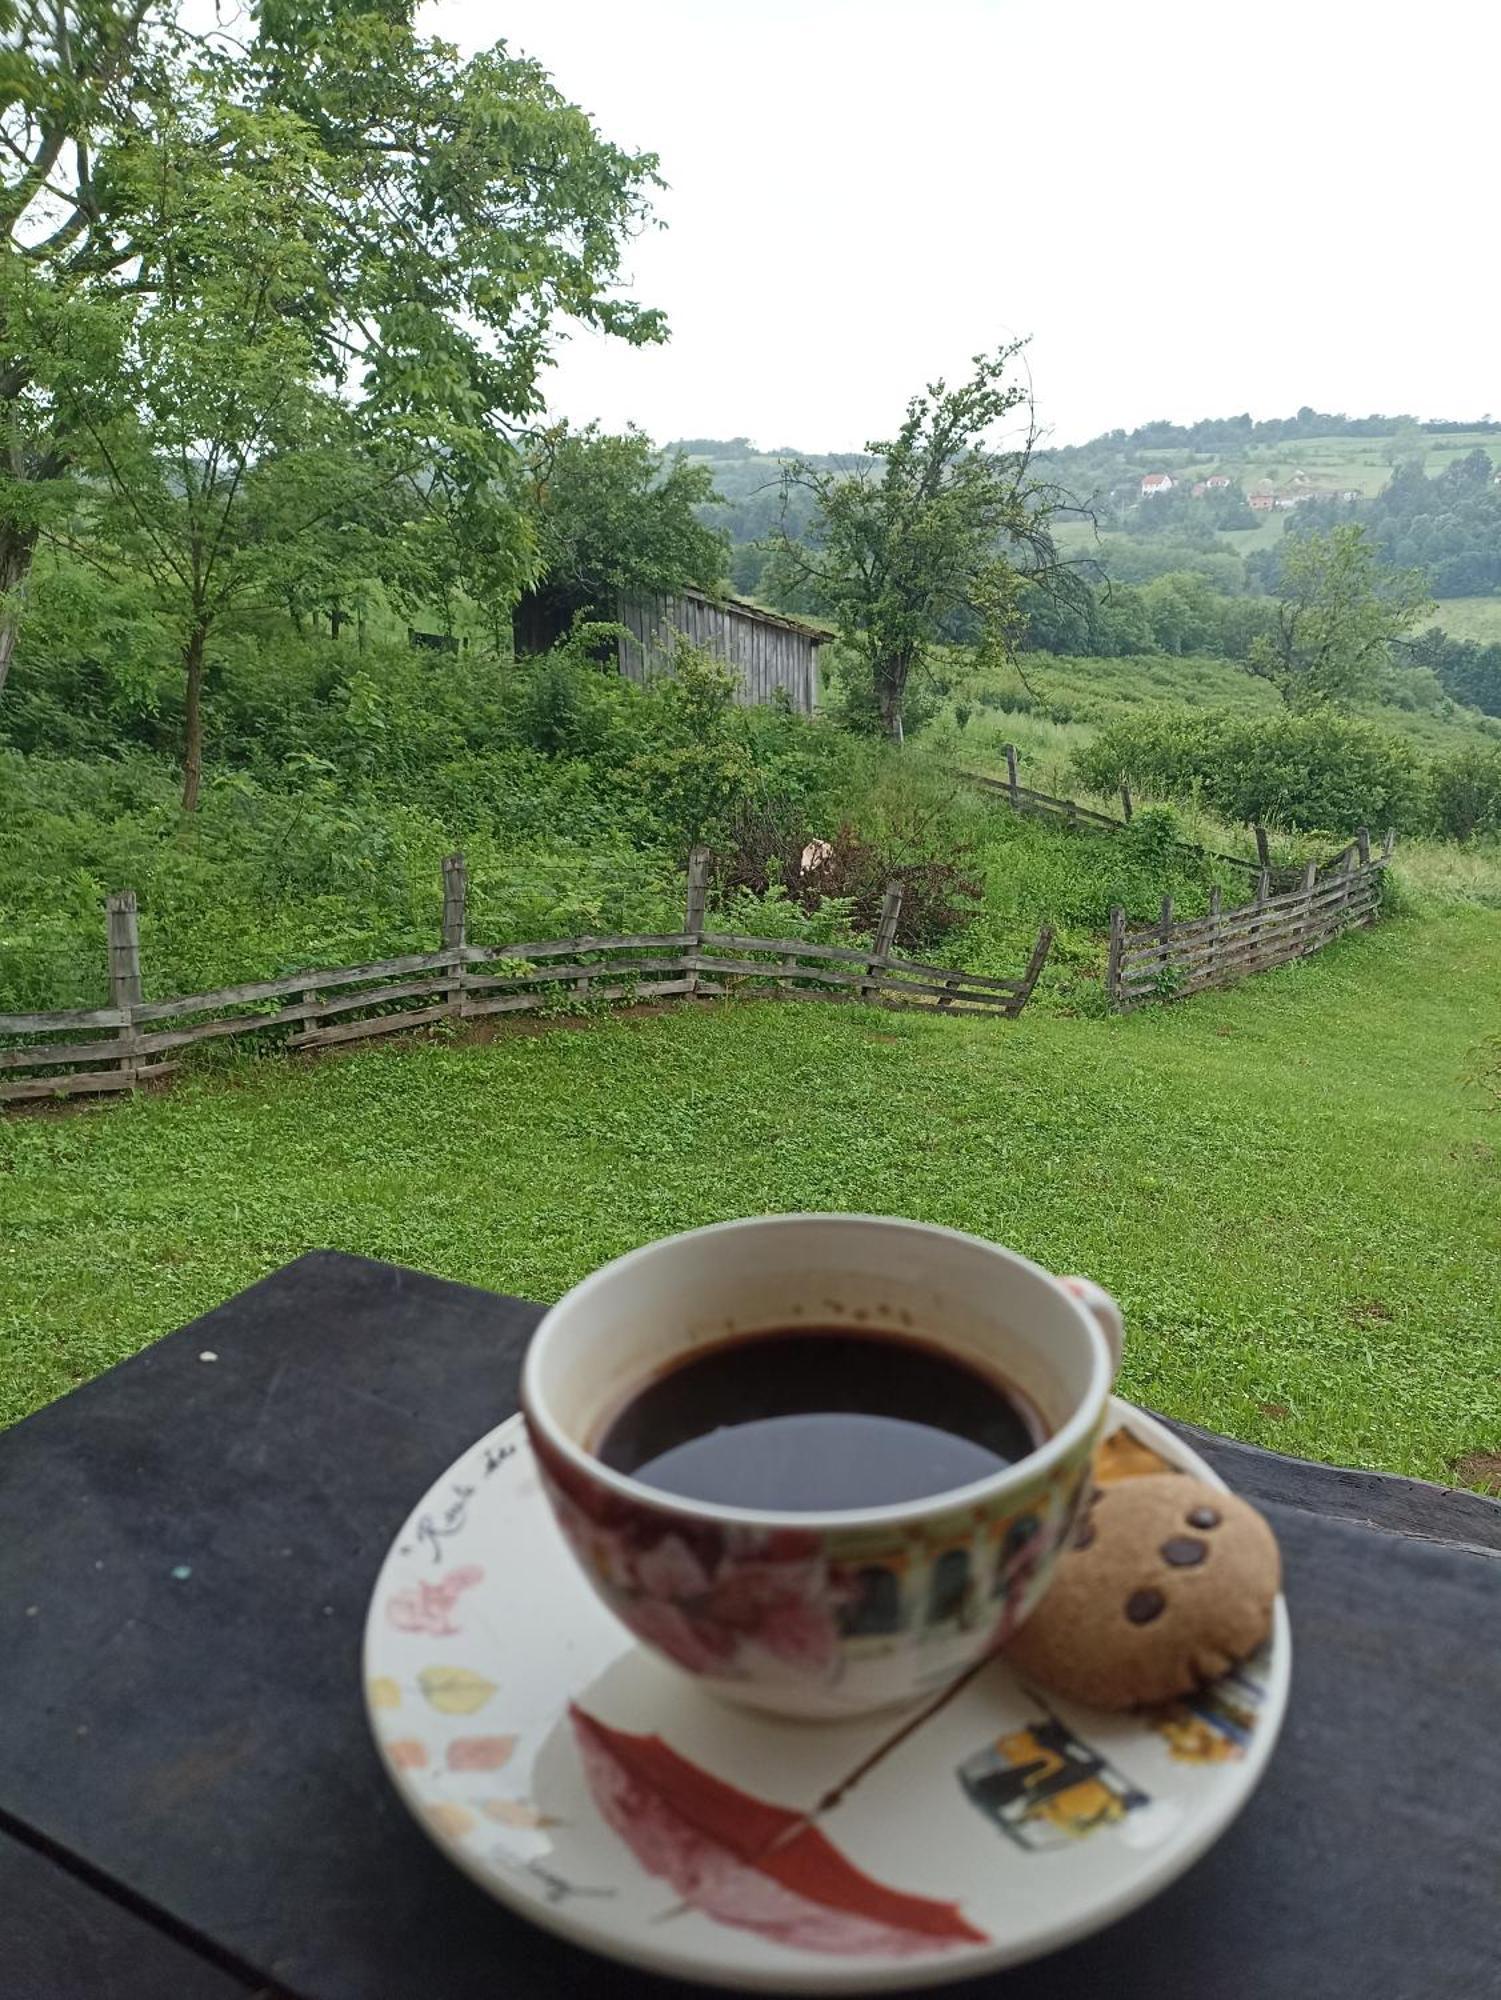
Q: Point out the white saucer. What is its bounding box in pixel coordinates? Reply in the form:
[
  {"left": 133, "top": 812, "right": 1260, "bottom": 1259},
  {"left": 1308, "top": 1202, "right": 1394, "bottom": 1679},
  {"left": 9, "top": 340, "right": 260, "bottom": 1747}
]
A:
[{"left": 363, "top": 1399, "right": 1289, "bottom": 1992}]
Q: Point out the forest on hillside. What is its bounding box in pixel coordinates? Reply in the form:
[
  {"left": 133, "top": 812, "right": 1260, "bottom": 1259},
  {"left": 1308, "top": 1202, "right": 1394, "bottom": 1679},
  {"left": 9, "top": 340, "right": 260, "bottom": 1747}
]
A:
[{"left": 679, "top": 413, "right": 1501, "bottom": 718}]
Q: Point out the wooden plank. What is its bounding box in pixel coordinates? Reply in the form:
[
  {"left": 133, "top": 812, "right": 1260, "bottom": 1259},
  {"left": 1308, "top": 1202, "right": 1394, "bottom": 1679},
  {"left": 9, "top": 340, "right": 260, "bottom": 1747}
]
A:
[
  {"left": 461, "top": 978, "right": 694, "bottom": 1020},
  {"left": 1119, "top": 869, "right": 1380, "bottom": 948},
  {"left": 287, "top": 1005, "right": 454, "bottom": 1051},
  {"left": 1119, "top": 886, "right": 1381, "bottom": 965},
  {"left": 2, "top": 1068, "right": 140, "bottom": 1101},
  {"left": 462, "top": 958, "right": 689, "bottom": 992},
  {"left": 123, "top": 980, "right": 454, "bottom": 1058},
  {"left": 764, "top": 986, "right": 1015, "bottom": 1019},
  {"left": 862, "top": 881, "right": 904, "bottom": 1000},
  {"left": 103, "top": 891, "right": 142, "bottom": 1086},
  {"left": 0, "top": 1006, "right": 130, "bottom": 1034},
  {"left": 683, "top": 845, "right": 711, "bottom": 997},
  {"left": 699, "top": 932, "right": 881, "bottom": 965},
  {"left": 0, "top": 1036, "right": 136, "bottom": 1072},
  {"left": 132, "top": 951, "right": 460, "bottom": 1021},
  {"left": 1118, "top": 907, "right": 1379, "bottom": 987},
  {"left": 105, "top": 892, "right": 142, "bottom": 1012},
  {"left": 691, "top": 958, "right": 1020, "bottom": 1005},
  {"left": 1016, "top": 923, "right": 1054, "bottom": 1006},
  {"left": 1123, "top": 928, "right": 1378, "bottom": 1002},
  {"left": 696, "top": 936, "right": 1026, "bottom": 992},
  {"left": 1106, "top": 907, "right": 1125, "bottom": 1010},
  {"left": 464, "top": 934, "right": 691, "bottom": 964},
  {"left": 1119, "top": 900, "right": 1379, "bottom": 975},
  {"left": 871, "top": 953, "right": 1023, "bottom": 992},
  {"left": 1120, "top": 894, "right": 1381, "bottom": 974},
  {"left": 0, "top": 1062, "right": 177, "bottom": 1103},
  {"left": 442, "top": 852, "right": 467, "bottom": 1017}
]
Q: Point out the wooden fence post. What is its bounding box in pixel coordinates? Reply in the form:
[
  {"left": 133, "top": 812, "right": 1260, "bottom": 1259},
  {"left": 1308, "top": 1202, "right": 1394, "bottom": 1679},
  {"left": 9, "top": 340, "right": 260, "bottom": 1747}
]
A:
[
  {"left": 683, "top": 845, "right": 711, "bottom": 998},
  {"left": 1106, "top": 906, "right": 1125, "bottom": 1012},
  {"left": 1157, "top": 895, "right": 1174, "bottom": 993},
  {"left": 1013, "top": 924, "right": 1054, "bottom": 1015},
  {"left": 1253, "top": 823, "right": 1270, "bottom": 871},
  {"left": 442, "top": 851, "right": 467, "bottom": 1018},
  {"left": 1298, "top": 860, "right": 1318, "bottom": 959},
  {"left": 1119, "top": 779, "right": 1133, "bottom": 823},
  {"left": 862, "top": 880, "right": 904, "bottom": 1001},
  {"left": 1356, "top": 827, "right": 1371, "bottom": 867},
  {"left": 1004, "top": 743, "right": 1019, "bottom": 808},
  {"left": 105, "top": 891, "right": 141, "bottom": 1086},
  {"left": 1208, "top": 884, "right": 1222, "bottom": 987},
  {"left": 1382, "top": 827, "right": 1396, "bottom": 860}
]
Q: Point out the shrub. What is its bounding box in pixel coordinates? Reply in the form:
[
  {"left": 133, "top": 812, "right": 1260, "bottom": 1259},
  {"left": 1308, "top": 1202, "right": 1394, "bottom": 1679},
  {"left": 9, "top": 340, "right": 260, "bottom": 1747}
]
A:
[
  {"left": 715, "top": 807, "right": 983, "bottom": 951},
  {"left": 1071, "top": 705, "right": 1430, "bottom": 835},
  {"left": 1429, "top": 747, "right": 1501, "bottom": 841},
  {"left": 516, "top": 654, "right": 613, "bottom": 759}
]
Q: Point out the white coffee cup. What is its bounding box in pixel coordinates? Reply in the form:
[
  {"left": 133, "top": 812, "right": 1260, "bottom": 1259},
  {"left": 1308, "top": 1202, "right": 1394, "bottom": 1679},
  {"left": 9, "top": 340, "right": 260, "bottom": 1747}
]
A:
[{"left": 522, "top": 1215, "right": 1123, "bottom": 1718}]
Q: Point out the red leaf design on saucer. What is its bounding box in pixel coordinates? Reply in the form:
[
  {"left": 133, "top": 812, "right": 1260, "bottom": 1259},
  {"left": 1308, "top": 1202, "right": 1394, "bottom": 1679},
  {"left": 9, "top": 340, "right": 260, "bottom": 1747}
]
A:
[{"left": 570, "top": 1705, "right": 987, "bottom": 1958}]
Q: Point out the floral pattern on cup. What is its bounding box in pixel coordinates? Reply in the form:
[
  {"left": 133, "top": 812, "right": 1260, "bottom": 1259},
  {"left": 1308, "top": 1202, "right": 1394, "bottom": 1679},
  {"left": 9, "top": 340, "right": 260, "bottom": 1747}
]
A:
[{"left": 531, "top": 1422, "right": 1097, "bottom": 1693}]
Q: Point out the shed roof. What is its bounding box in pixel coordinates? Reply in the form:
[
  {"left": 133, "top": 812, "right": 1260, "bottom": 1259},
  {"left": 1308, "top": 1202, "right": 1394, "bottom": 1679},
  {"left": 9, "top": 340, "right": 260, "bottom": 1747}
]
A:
[{"left": 680, "top": 588, "right": 833, "bottom": 644}]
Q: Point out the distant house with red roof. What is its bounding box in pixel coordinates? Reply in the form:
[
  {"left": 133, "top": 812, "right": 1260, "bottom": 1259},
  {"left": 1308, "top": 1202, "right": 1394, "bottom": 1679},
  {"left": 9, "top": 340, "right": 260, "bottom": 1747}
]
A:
[
  {"left": 1139, "top": 472, "right": 1174, "bottom": 497},
  {"left": 1205, "top": 474, "right": 1231, "bottom": 489}
]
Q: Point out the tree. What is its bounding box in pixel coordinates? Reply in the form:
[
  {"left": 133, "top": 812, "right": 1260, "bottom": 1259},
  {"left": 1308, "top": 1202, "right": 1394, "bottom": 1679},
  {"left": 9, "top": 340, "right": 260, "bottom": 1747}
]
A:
[
  {"left": 47, "top": 101, "right": 409, "bottom": 807},
  {"left": 512, "top": 425, "right": 727, "bottom": 655},
  {"left": 771, "top": 344, "right": 1081, "bottom": 741},
  {"left": 0, "top": 0, "right": 195, "bottom": 691},
  {"left": 0, "top": 0, "right": 666, "bottom": 698},
  {"left": 1247, "top": 525, "right": 1431, "bottom": 710}
]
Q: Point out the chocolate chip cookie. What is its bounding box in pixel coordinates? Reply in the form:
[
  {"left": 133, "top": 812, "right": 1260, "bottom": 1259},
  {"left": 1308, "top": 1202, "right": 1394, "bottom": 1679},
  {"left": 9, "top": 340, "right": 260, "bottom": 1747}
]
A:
[{"left": 1004, "top": 1474, "right": 1280, "bottom": 1709}]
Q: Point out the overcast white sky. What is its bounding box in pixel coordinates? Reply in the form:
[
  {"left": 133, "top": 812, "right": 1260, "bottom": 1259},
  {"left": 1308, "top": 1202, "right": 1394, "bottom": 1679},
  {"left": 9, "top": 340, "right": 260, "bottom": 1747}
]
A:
[{"left": 427, "top": 0, "right": 1498, "bottom": 453}]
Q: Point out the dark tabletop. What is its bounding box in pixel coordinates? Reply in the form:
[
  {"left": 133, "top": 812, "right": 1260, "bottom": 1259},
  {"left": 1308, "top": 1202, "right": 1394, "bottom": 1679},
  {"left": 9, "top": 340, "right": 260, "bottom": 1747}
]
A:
[{"left": 1, "top": 1252, "right": 1497, "bottom": 2000}]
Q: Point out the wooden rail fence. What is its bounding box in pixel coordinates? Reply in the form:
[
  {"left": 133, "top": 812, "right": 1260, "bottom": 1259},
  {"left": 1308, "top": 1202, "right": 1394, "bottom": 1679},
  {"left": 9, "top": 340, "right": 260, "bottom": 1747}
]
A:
[
  {"left": 0, "top": 851, "right": 1054, "bottom": 1104},
  {"left": 961, "top": 745, "right": 1361, "bottom": 892},
  {"left": 1106, "top": 829, "right": 1394, "bottom": 1012}
]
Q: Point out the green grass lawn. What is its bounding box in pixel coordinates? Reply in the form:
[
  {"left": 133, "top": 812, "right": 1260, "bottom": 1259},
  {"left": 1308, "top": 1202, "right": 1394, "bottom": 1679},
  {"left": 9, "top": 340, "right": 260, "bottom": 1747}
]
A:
[
  {"left": 4, "top": 904, "right": 1497, "bottom": 1485},
  {"left": 1427, "top": 597, "right": 1501, "bottom": 644}
]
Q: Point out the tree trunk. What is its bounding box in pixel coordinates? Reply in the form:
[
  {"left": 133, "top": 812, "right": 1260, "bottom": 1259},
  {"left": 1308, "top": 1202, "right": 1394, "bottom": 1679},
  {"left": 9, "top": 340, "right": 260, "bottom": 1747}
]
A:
[
  {"left": 878, "top": 661, "right": 906, "bottom": 745},
  {"left": 181, "top": 619, "right": 209, "bottom": 812},
  {"left": 330, "top": 602, "right": 346, "bottom": 641},
  {"left": 0, "top": 519, "right": 40, "bottom": 698}
]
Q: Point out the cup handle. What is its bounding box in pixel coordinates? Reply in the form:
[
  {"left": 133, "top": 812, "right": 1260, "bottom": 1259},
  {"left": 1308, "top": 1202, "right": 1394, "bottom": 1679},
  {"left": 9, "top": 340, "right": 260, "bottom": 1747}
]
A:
[{"left": 1061, "top": 1276, "right": 1124, "bottom": 1380}]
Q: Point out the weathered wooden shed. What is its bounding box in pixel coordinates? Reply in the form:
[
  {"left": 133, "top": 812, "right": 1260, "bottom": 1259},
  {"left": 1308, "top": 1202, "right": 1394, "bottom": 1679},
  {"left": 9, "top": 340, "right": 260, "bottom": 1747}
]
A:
[{"left": 616, "top": 589, "right": 828, "bottom": 714}]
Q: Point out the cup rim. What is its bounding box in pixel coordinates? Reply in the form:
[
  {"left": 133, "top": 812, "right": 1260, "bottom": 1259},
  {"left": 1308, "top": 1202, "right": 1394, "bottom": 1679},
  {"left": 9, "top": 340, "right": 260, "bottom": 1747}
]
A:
[{"left": 519, "top": 1215, "right": 1114, "bottom": 1532}]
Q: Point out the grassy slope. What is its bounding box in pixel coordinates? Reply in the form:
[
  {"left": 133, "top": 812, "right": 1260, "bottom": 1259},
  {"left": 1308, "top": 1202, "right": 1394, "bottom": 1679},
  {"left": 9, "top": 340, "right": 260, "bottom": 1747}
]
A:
[
  {"left": 1131, "top": 429, "right": 1501, "bottom": 496},
  {"left": 1429, "top": 597, "right": 1501, "bottom": 643},
  {"left": 3, "top": 907, "right": 1497, "bottom": 1481}
]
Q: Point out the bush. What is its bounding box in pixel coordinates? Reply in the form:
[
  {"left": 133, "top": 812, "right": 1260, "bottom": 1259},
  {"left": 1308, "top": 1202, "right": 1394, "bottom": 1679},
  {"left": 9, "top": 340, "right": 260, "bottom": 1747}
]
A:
[
  {"left": 715, "top": 806, "right": 984, "bottom": 951},
  {"left": 1429, "top": 747, "right": 1501, "bottom": 841},
  {"left": 1071, "top": 706, "right": 1430, "bottom": 835}
]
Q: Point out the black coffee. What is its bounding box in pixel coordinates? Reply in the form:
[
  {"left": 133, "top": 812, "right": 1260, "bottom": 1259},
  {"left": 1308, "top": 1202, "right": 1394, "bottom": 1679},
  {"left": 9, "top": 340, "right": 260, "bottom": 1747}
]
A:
[{"left": 596, "top": 1328, "right": 1043, "bottom": 1511}]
